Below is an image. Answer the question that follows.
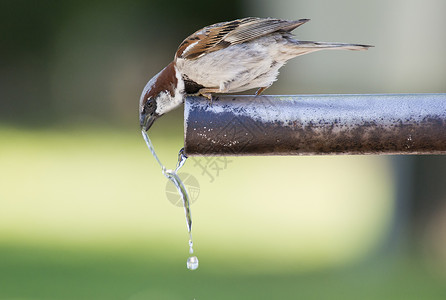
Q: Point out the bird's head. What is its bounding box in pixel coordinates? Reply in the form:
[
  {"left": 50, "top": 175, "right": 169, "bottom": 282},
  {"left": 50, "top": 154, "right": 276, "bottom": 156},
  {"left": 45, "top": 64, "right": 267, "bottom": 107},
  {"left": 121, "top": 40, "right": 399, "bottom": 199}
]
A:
[{"left": 139, "top": 62, "right": 184, "bottom": 131}]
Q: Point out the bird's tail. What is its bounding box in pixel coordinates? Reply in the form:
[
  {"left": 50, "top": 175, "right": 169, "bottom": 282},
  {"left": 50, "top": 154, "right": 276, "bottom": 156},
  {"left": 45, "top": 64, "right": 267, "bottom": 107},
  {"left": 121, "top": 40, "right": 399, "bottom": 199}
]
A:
[
  {"left": 296, "top": 41, "right": 373, "bottom": 51},
  {"left": 282, "top": 40, "right": 372, "bottom": 59}
]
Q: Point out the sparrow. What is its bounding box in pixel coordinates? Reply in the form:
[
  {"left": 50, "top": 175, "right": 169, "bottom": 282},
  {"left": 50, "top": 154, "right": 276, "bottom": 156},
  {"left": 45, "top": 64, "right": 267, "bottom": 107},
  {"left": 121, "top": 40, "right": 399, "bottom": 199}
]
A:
[{"left": 140, "top": 17, "right": 372, "bottom": 130}]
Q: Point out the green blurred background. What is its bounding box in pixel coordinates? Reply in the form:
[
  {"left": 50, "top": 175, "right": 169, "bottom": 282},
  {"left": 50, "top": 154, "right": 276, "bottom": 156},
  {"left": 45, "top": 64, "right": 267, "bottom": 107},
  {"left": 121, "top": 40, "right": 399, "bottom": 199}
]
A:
[{"left": 1, "top": 0, "right": 446, "bottom": 299}]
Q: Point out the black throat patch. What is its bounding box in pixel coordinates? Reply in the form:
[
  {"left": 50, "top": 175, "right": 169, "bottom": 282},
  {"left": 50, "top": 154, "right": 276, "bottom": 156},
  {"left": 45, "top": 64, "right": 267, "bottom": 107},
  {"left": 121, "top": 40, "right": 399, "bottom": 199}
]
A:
[{"left": 183, "top": 76, "right": 205, "bottom": 95}]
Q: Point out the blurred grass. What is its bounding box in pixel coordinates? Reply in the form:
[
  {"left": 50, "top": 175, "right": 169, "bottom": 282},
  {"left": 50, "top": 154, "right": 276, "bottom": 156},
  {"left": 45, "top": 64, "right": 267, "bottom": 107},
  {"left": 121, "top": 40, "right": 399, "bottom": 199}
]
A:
[{"left": 0, "top": 243, "right": 446, "bottom": 300}]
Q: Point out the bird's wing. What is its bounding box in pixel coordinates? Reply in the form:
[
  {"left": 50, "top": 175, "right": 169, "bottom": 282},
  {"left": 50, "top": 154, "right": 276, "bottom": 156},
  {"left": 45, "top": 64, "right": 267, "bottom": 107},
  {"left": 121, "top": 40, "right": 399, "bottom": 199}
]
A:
[{"left": 175, "top": 17, "right": 310, "bottom": 60}]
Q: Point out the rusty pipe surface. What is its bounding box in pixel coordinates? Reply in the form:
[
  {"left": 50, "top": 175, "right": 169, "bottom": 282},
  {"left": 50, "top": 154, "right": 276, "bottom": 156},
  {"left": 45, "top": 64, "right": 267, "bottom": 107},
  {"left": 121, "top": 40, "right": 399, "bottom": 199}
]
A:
[{"left": 184, "top": 94, "right": 446, "bottom": 156}]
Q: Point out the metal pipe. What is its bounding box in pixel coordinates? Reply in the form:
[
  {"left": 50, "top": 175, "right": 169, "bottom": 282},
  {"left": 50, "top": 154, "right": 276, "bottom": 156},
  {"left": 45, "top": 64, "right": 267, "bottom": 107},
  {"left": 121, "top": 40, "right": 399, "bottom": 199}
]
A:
[{"left": 184, "top": 94, "right": 446, "bottom": 156}]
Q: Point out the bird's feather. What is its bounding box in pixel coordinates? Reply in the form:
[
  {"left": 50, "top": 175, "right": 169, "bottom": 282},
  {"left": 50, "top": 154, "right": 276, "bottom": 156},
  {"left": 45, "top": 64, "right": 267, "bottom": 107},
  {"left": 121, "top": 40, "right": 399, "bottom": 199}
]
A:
[{"left": 175, "top": 17, "right": 310, "bottom": 60}]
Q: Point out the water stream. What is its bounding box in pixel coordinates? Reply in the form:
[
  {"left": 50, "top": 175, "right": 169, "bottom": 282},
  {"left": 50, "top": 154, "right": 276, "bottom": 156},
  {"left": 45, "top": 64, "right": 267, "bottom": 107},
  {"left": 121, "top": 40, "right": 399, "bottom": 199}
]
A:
[{"left": 141, "top": 129, "right": 198, "bottom": 270}]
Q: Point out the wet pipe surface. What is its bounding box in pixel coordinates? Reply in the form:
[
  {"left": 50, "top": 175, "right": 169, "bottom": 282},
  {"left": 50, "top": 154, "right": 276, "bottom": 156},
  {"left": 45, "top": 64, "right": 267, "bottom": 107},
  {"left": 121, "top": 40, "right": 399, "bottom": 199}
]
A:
[{"left": 184, "top": 94, "right": 446, "bottom": 156}]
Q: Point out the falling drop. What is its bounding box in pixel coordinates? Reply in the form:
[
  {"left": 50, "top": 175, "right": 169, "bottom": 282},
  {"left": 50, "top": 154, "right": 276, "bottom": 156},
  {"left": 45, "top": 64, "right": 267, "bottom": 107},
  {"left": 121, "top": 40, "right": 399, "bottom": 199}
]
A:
[
  {"left": 142, "top": 129, "right": 198, "bottom": 270},
  {"left": 187, "top": 256, "right": 199, "bottom": 270}
]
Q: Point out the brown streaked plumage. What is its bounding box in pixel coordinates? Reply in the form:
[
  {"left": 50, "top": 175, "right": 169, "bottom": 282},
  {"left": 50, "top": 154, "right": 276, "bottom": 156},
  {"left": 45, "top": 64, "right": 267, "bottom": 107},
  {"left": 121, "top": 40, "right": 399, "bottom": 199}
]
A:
[{"left": 176, "top": 18, "right": 310, "bottom": 60}]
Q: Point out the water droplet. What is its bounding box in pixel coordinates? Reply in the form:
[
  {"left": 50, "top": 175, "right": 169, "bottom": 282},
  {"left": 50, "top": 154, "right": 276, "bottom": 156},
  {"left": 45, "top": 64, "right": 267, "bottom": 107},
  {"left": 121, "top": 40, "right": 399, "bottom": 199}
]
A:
[{"left": 187, "top": 256, "right": 199, "bottom": 270}]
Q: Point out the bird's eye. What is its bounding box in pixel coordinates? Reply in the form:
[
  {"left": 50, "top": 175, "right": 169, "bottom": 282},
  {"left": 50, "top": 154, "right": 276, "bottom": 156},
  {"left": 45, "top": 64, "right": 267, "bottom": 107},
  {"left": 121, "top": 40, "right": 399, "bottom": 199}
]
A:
[
  {"left": 143, "top": 97, "right": 156, "bottom": 115},
  {"left": 145, "top": 100, "right": 153, "bottom": 110}
]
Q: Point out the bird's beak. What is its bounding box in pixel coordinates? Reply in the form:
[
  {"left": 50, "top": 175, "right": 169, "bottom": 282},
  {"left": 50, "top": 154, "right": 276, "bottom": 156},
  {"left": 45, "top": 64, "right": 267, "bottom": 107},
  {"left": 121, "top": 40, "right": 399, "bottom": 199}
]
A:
[{"left": 140, "top": 113, "right": 156, "bottom": 131}]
